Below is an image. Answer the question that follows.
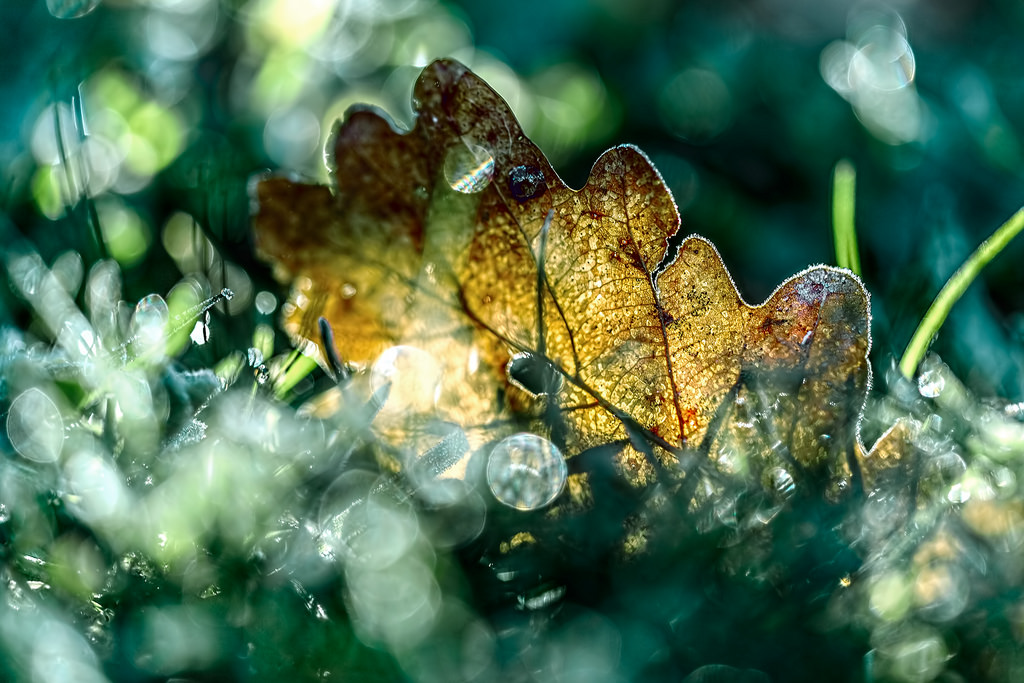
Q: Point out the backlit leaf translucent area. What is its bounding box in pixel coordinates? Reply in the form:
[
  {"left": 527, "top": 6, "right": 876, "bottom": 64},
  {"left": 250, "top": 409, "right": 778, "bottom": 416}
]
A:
[{"left": 254, "top": 59, "right": 873, "bottom": 499}]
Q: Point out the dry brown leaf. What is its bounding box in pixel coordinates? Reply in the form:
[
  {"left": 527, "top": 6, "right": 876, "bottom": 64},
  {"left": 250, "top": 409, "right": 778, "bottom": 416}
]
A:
[
  {"left": 854, "top": 418, "right": 920, "bottom": 493},
  {"left": 253, "top": 59, "right": 876, "bottom": 496}
]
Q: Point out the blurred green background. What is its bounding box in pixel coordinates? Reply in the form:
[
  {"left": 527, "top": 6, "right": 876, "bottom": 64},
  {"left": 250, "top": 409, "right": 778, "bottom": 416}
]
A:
[{"left": 4, "top": 2, "right": 1024, "bottom": 682}]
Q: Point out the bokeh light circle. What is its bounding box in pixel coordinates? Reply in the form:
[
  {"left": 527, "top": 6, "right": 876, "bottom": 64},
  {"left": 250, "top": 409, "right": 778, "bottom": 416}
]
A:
[{"left": 486, "top": 433, "right": 567, "bottom": 510}]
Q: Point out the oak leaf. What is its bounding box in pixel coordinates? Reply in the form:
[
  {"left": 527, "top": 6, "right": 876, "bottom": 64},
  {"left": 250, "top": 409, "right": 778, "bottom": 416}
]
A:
[{"left": 253, "top": 59, "right": 874, "bottom": 496}]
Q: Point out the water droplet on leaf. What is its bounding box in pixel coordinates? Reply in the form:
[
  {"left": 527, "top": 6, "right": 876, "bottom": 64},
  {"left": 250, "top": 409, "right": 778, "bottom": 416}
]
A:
[
  {"left": 486, "top": 433, "right": 567, "bottom": 510},
  {"left": 247, "top": 347, "right": 265, "bottom": 367},
  {"left": 508, "top": 164, "right": 547, "bottom": 202},
  {"left": 506, "top": 352, "right": 563, "bottom": 396},
  {"left": 7, "top": 388, "right": 64, "bottom": 463},
  {"left": 130, "top": 294, "right": 169, "bottom": 356},
  {"left": 917, "top": 367, "right": 945, "bottom": 398},
  {"left": 444, "top": 141, "right": 494, "bottom": 194}
]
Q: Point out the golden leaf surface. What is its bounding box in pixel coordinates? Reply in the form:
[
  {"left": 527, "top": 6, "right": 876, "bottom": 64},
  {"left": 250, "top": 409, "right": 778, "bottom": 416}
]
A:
[{"left": 253, "top": 59, "right": 874, "bottom": 494}]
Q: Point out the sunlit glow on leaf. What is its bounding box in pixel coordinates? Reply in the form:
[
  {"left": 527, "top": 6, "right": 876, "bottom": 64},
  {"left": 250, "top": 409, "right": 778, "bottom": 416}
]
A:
[
  {"left": 370, "top": 345, "right": 443, "bottom": 417},
  {"left": 253, "top": 59, "right": 877, "bottom": 504}
]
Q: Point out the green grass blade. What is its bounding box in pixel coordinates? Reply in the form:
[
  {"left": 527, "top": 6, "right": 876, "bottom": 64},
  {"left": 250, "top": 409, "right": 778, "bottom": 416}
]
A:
[
  {"left": 899, "top": 205, "right": 1024, "bottom": 378},
  {"left": 831, "top": 159, "right": 861, "bottom": 275},
  {"left": 275, "top": 350, "right": 319, "bottom": 398}
]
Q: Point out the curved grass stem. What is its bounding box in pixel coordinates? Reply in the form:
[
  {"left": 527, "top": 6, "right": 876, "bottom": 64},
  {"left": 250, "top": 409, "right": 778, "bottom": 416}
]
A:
[{"left": 899, "top": 205, "right": 1024, "bottom": 378}]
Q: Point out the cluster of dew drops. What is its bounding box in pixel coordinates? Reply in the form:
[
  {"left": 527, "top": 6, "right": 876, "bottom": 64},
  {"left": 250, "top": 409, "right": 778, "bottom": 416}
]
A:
[
  {"left": 141, "top": 275, "right": 568, "bottom": 514},
  {"left": 365, "top": 343, "right": 569, "bottom": 513}
]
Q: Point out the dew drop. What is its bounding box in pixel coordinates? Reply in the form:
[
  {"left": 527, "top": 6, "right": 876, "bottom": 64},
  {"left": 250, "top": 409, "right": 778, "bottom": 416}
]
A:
[
  {"left": 246, "top": 347, "right": 269, "bottom": 384},
  {"left": 246, "top": 347, "right": 265, "bottom": 367},
  {"left": 444, "top": 141, "right": 494, "bottom": 194},
  {"left": 917, "top": 367, "right": 945, "bottom": 398},
  {"left": 130, "top": 294, "right": 169, "bottom": 348},
  {"left": 946, "top": 483, "right": 970, "bottom": 504},
  {"left": 486, "top": 433, "right": 567, "bottom": 510},
  {"left": 508, "top": 165, "right": 547, "bottom": 202},
  {"left": 506, "top": 352, "right": 563, "bottom": 396},
  {"left": 7, "top": 388, "right": 64, "bottom": 463}
]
